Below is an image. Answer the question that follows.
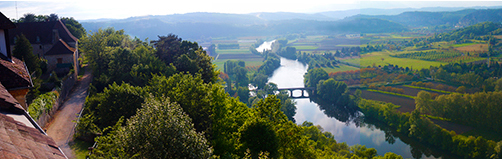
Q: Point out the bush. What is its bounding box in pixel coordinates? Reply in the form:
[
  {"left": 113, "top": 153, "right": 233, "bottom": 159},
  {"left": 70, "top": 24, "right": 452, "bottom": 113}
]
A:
[{"left": 28, "top": 91, "right": 58, "bottom": 120}]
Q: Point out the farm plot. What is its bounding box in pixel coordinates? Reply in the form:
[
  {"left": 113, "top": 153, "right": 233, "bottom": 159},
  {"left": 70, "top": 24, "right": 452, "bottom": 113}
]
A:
[
  {"left": 393, "top": 85, "right": 448, "bottom": 96},
  {"left": 217, "top": 54, "right": 263, "bottom": 60},
  {"left": 350, "top": 89, "right": 416, "bottom": 113}
]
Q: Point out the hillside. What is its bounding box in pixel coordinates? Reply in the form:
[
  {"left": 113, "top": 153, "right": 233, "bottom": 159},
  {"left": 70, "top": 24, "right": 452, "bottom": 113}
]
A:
[{"left": 348, "top": 8, "right": 502, "bottom": 27}]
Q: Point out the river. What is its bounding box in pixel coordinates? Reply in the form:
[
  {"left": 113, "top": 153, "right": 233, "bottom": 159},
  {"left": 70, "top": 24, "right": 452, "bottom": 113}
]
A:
[{"left": 260, "top": 41, "right": 449, "bottom": 159}]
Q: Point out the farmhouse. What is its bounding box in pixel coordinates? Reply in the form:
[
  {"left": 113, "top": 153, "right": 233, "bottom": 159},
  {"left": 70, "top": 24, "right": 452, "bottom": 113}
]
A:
[
  {"left": 8, "top": 19, "right": 79, "bottom": 75},
  {"left": 0, "top": 11, "right": 67, "bottom": 159}
]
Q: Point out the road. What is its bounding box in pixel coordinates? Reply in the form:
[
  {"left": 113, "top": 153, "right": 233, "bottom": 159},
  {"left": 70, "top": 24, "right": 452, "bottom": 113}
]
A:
[{"left": 45, "top": 66, "right": 92, "bottom": 159}]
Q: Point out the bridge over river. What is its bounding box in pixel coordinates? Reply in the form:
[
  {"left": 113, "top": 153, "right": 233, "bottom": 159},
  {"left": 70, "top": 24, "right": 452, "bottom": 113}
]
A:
[{"left": 277, "top": 87, "right": 315, "bottom": 98}]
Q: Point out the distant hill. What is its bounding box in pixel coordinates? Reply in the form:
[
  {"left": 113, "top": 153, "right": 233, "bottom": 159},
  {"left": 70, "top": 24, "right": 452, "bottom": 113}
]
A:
[
  {"left": 80, "top": 7, "right": 502, "bottom": 41},
  {"left": 82, "top": 17, "right": 407, "bottom": 41},
  {"left": 347, "top": 8, "right": 502, "bottom": 27}
]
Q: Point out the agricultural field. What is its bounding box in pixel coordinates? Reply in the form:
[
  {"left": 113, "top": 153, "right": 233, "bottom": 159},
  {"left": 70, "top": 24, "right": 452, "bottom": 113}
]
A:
[
  {"left": 350, "top": 89, "right": 416, "bottom": 113},
  {"left": 212, "top": 38, "right": 264, "bottom": 71},
  {"left": 321, "top": 64, "right": 359, "bottom": 73},
  {"left": 359, "top": 51, "right": 447, "bottom": 69}
]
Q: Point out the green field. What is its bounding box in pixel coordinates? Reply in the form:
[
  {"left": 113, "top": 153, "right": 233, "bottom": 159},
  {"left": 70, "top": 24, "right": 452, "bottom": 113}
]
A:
[
  {"left": 216, "top": 49, "right": 251, "bottom": 54},
  {"left": 213, "top": 59, "right": 264, "bottom": 72},
  {"left": 360, "top": 51, "right": 447, "bottom": 69},
  {"left": 322, "top": 64, "right": 359, "bottom": 73},
  {"left": 451, "top": 43, "right": 479, "bottom": 47}
]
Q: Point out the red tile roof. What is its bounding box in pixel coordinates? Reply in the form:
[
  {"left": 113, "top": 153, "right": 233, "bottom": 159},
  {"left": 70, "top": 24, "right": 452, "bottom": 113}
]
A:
[
  {"left": 9, "top": 20, "right": 77, "bottom": 45},
  {"left": 45, "top": 39, "right": 76, "bottom": 56},
  {"left": 0, "top": 83, "right": 24, "bottom": 113},
  {"left": 0, "top": 57, "right": 32, "bottom": 90},
  {"left": 0, "top": 112, "right": 66, "bottom": 159}
]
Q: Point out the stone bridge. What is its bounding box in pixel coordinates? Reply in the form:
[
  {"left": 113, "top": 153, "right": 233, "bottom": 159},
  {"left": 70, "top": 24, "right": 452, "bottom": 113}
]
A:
[{"left": 277, "top": 87, "right": 315, "bottom": 98}]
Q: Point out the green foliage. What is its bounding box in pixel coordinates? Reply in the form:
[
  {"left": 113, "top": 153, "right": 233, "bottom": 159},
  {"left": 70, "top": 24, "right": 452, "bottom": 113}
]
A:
[
  {"left": 256, "top": 52, "right": 280, "bottom": 76},
  {"left": 415, "top": 91, "right": 502, "bottom": 133},
  {"left": 13, "top": 34, "right": 40, "bottom": 74},
  {"left": 91, "top": 97, "right": 212, "bottom": 159},
  {"left": 27, "top": 92, "right": 57, "bottom": 120},
  {"left": 148, "top": 73, "right": 216, "bottom": 136},
  {"left": 152, "top": 34, "right": 218, "bottom": 83},
  {"left": 94, "top": 82, "right": 145, "bottom": 128},
  {"left": 304, "top": 68, "right": 328, "bottom": 88},
  {"left": 239, "top": 119, "right": 279, "bottom": 158},
  {"left": 60, "top": 17, "right": 86, "bottom": 39},
  {"left": 297, "top": 52, "right": 339, "bottom": 69}
]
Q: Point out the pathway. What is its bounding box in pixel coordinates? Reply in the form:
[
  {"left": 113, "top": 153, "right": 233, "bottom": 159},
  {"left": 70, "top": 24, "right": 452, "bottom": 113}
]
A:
[{"left": 45, "top": 66, "right": 92, "bottom": 159}]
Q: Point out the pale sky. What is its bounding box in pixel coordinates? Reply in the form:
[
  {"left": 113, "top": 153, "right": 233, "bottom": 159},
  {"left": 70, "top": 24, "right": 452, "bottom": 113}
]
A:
[{"left": 1, "top": 0, "right": 502, "bottom": 20}]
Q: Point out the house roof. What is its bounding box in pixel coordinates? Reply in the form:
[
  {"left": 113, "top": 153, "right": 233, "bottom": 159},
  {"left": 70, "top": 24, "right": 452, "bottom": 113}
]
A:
[
  {"left": 0, "top": 83, "right": 24, "bottom": 113},
  {"left": 0, "top": 57, "right": 32, "bottom": 90},
  {"left": 0, "top": 110, "right": 66, "bottom": 159},
  {"left": 9, "top": 20, "right": 77, "bottom": 45},
  {"left": 45, "top": 39, "right": 76, "bottom": 56},
  {"left": 0, "top": 82, "right": 66, "bottom": 159},
  {"left": 0, "top": 12, "right": 16, "bottom": 30}
]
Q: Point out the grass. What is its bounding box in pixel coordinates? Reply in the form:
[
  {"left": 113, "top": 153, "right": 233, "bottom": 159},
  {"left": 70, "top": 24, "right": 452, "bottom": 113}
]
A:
[
  {"left": 321, "top": 64, "right": 359, "bottom": 73},
  {"left": 70, "top": 139, "right": 93, "bottom": 159},
  {"left": 367, "top": 89, "right": 416, "bottom": 99},
  {"left": 213, "top": 59, "right": 264, "bottom": 72},
  {"left": 216, "top": 49, "right": 251, "bottom": 54},
  {"left": 360, "top": 51, "right": 447, "bottom": 69},
  {"left": 451, "top": 43, "right": 478, "bottom": 47}
]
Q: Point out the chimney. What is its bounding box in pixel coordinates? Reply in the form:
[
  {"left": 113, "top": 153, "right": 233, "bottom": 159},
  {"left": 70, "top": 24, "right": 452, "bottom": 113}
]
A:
[{"left": 52, "top": 29, "right": 59, "bottom": 44}]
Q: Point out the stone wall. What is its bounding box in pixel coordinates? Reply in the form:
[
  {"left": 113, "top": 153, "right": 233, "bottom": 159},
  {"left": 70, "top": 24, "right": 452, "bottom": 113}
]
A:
[{"left": 36, "top": 73, "right": 76, "bottom": 127}]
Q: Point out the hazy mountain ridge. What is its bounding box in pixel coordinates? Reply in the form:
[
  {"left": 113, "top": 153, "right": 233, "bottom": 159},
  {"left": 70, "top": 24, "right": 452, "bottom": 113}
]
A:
[
  {"left": 81, "top": 6, "right": 502, "bottom": 40},
  {"left": 347, "top": 8, "right": 502, "bottom": 27}
]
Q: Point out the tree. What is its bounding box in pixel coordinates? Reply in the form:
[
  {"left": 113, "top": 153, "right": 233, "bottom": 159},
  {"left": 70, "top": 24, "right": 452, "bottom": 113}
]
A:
[
  {"left": 61, "top": 17, "right": 86, "bottom": 39},
  {"left": 240, "top": 119, "right": 279, "bottom": 159},
  {"left": 305, "top": 68, "right": 328, "bottom": 88},
  {"left": 316, "top": 78, "right": 347, "bottom": 103},
  {"left": 13, "top": 34, "right": 40, "bottom": 75},
  {"left": 148, "top": 73, "right": 215, "bottom": 136},
  {"left": 92, "top": 97, "right": 212, "bottom": 158},
  {"left": 93, "top": 82, "right": 145, "bottom": 128}
]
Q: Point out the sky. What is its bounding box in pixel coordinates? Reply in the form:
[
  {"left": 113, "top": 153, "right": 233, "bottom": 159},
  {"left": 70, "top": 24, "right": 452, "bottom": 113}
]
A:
[{"left": 1, "top": 0, "right": 502, "bottom": 20}]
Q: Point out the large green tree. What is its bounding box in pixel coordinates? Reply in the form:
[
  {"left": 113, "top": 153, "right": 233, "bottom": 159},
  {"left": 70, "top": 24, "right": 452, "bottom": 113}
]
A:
[
  {"left": 61, "top": 17, "right": 86, "bottom": 39},
  {"left": 152, "top": 34, "right": 217, "bottom": 83},
  {"left": 91, "top": 97, "right": 212, "bottom": 158},
  {"left": 13, "top": 34, "right": 40, "bottom": 74}
]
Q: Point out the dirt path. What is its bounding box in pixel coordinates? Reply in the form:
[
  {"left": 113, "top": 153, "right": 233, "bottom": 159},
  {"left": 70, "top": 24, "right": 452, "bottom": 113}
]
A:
[{"left": 45, "top": 66, "right": 92, "bottom": 159}]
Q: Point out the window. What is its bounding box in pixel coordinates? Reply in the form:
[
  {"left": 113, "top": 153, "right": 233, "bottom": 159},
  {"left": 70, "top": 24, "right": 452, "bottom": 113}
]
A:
[{"left": 57, "top": 58, "right": 63, "bottom": 64}]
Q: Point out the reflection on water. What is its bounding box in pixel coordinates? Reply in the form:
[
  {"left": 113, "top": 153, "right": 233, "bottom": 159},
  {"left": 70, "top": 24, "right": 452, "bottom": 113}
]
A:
[
  {"left": 256, "top": 40, "right": 276, "bottom": 53},
  {"left": 268, "top": 57, "right": 450, "bottom": 159}
]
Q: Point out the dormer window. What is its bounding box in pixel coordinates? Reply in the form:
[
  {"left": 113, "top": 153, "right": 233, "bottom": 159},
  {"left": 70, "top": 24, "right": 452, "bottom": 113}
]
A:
[{"left": 36, "top": 36, "right": 40, "bottom": 43}]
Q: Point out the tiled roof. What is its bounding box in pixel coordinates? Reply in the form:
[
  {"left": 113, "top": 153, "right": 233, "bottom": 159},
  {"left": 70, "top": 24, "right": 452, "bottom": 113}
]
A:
[
  {"left": 0, "top": 82, "right": 66, "bottom": 159},
  {"left": 0, "top": 57, "right": 32, "bottom": 90},
  {"left": 45, "top": 39, "right": 76, "bottom": 56},
  {"left": 0, "top": 112, "right": 66, "bottom": 159},
  {"left": 0, "top": 83, "right": 24, "bottom": 113},
  {"left": 9, "top": 20, "right": 77, "bottom": 45},
  {"left": 0, "top": 12, "right": 16, "bottom": 29}
]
